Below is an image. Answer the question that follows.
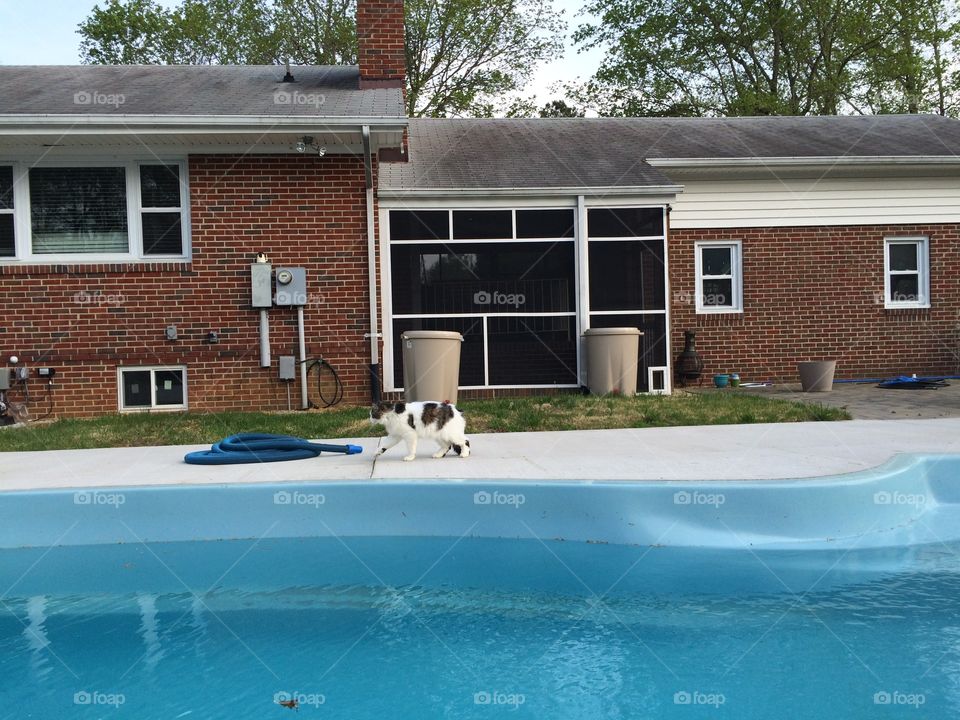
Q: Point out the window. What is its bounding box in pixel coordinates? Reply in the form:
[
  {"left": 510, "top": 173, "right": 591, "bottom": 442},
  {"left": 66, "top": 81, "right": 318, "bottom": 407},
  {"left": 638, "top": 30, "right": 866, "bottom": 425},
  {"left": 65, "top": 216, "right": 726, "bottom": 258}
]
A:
[
  {"left": 0, "top": 160, "right": 188, "bottom": 261},
  {"left": 118, "top": 366, "right": 186, "bottom": 411},
  {"left": 695, "top": 241, "right": 742, "bottom": 313},
  {"left": 884, "top": 237, "right": 929, "bottom": 308},
  {"left": 0, "top": 166, "right": 14, "bottom": 257}
]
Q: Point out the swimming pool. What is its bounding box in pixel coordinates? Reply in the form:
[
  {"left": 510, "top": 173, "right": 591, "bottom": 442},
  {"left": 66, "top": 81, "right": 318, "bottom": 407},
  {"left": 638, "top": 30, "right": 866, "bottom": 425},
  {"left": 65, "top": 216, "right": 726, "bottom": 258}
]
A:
[{"left": 1, "top": 453, "right": 958, "bottom": 718}]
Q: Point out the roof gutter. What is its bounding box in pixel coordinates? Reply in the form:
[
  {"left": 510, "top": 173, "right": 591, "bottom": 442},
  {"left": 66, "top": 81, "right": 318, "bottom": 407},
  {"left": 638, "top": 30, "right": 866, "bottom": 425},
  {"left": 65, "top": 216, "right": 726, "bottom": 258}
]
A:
[
  {"left": 647, "top": 156, "right": 960, "bottom": 167},
  {"left": 0, "top": 114, "right": 407, "bottom": 134},
  {"left": 377, "top": 184, "right": 684, "bottom": 198}
]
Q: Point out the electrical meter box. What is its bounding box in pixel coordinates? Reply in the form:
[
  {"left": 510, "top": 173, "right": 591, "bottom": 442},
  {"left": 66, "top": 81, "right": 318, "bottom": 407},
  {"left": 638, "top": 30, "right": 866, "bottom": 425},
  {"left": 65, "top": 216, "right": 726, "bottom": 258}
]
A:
[
  {"left": 275, "top": 267, "right": 307, "bottom": 306},
  {"left": 0, "top": 369, "right": 9, "bottom": 391},
  {"left": 250, "top": 263, "right": 273, "bottom": 308}
]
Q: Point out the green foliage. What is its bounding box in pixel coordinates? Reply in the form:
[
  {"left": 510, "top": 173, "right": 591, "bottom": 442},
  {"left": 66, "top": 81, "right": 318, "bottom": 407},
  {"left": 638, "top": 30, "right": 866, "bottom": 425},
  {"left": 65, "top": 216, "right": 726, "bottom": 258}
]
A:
[
  {"left": 573, "top": 0, "right": 960, "bottom": 117},
  {"left": 77, "top": 0, "right": 565, "bottom": 117}
]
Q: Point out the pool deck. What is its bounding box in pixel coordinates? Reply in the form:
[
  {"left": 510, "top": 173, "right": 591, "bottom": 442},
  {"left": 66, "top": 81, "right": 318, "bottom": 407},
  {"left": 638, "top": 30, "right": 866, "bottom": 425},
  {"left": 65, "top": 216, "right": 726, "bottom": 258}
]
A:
[{"left": 2, "top": 417, "right": 960, "bottom": 491}]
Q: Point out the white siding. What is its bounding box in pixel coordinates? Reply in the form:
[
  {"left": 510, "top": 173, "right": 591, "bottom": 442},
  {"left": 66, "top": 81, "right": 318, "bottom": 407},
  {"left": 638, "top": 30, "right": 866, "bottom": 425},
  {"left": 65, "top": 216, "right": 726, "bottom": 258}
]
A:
[{"left": 668, "top": 174, "right": 960, "bottom": 229}]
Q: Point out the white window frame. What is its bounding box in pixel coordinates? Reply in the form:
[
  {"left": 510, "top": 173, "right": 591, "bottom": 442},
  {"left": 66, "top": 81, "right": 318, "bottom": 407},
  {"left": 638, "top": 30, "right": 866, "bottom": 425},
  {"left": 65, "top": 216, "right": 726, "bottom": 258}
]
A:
[
  {"left": 0, "top": 159, "right": 191, "bottom": 264},
  {"left": 117, "top": 365, "right": 188, "bottom": 412},
  {"left": 884, "top": 236, "right": 930, "bottom": 309},
  {"left": 695, "top": 240, "right": 743, "bottom": 314},
  {"left": 0, "top": 166, "right": 13, "bottom": 257}
]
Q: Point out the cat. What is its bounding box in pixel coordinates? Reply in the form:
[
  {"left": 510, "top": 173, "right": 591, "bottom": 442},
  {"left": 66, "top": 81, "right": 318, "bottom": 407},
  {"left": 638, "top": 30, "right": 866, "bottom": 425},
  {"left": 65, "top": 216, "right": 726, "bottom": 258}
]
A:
[{"left": 370, "top": 401, "right": 471, "bottom": 461}]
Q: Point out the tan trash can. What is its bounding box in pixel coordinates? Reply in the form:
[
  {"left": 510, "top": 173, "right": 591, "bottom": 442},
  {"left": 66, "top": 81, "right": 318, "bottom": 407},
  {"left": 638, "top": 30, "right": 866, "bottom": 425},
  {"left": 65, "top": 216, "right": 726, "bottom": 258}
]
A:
[
  {"left": 401, "top": 330, "right": 464, "bottom": 403},
  {"left": 583, "top": 327, "right": 643, "bottom": 396},
  {"left": 798, "top": 360, "right": 837, "bottom": 392}
]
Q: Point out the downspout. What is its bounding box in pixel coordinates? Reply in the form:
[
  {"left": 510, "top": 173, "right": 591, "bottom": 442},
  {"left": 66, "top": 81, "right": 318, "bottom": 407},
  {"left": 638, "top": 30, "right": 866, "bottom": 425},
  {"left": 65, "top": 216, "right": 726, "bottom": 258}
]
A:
[{"left": 362, "top": 125, "right": 382, "bottom": 403}]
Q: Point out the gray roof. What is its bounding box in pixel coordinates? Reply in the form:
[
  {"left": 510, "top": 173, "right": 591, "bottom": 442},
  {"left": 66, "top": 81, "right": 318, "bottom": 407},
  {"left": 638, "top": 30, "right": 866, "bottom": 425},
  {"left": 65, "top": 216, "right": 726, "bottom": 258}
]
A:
[
  {"left": 380, "top": 115, "right": 960, "bottom": 192},
  {"left": 0, "top": 65, "right": 404, "bottom": 118}
]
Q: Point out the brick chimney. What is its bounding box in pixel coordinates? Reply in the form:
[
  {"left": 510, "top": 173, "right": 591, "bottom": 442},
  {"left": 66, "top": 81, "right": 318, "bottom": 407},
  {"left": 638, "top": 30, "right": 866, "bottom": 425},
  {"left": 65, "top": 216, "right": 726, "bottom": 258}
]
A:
[{"left": 357, "top": 0, "right": 406, "bottom": 89}]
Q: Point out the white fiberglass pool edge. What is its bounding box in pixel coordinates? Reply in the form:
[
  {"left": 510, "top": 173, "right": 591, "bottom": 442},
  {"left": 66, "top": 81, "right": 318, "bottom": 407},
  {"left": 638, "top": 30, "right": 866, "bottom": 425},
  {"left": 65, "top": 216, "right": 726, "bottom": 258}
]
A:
[{"left": 0, "top": 453, "right": 958, "bottom": 551}]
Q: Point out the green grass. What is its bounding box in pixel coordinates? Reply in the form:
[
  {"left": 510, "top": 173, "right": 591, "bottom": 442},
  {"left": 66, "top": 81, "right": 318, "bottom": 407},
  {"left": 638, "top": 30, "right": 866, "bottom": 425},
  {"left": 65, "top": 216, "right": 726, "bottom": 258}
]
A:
[{"left": 0, "top": 392, "right": 849, "bottom": 452}]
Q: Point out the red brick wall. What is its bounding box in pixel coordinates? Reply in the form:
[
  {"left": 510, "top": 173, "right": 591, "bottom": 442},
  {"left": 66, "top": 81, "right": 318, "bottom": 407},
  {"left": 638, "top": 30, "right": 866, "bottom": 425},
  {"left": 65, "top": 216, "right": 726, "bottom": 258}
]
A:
[
  {"left": 669, "top": 223, "right": 960, "bottom": 383},
  {"left": 0, "top": 154, "right": 381, "bottom": 418},
  {"left": 357, "top": 0, "right": 406, "bottom": 89}
]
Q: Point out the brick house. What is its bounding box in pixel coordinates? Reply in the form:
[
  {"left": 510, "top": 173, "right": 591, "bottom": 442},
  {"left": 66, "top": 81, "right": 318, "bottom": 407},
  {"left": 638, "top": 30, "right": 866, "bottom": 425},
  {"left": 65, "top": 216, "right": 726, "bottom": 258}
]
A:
[{"left": 1, "top": 1, "right": 959, "bottom": 417}]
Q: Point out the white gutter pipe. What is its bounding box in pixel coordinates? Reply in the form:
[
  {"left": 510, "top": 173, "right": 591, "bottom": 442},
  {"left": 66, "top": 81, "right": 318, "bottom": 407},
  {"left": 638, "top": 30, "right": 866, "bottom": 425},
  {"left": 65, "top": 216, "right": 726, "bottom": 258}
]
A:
[{"left": 362, "top": 125, "right": 382, "bottom": 403}]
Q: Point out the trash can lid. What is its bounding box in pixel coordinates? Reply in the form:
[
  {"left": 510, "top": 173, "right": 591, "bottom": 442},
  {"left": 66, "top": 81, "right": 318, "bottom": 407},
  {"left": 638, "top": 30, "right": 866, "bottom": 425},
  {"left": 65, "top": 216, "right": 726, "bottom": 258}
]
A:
[
  {"left": 400, "top": 330, "right": 464, "bottom": 341},
  {"left": 583, "top": 327, "right": 643, "bottom": 336}
]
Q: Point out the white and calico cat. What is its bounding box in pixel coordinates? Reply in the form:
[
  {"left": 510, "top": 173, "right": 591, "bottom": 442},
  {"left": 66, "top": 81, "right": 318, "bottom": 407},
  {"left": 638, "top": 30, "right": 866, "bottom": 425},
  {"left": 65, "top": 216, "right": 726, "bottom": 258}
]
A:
[{"left": 370, "top": 401, "right": 471, "bottom": 461}]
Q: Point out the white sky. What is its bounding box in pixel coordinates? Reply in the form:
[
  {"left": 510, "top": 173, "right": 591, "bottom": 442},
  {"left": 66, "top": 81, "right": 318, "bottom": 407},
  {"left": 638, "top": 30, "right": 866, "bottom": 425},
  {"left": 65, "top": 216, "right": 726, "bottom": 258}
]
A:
[{"left": 0, "top": 0, "right": 603, "bottom": 105}]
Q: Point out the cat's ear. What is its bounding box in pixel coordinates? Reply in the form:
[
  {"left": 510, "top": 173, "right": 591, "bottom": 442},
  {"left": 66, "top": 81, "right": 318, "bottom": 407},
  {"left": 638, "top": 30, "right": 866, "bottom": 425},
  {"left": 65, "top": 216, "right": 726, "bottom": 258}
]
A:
[
  {"left": 393, "top": 402, "right": 406, "bottom": 414},
  {"left": 377, "top": 402, "right": 393, "bottom": 413}
]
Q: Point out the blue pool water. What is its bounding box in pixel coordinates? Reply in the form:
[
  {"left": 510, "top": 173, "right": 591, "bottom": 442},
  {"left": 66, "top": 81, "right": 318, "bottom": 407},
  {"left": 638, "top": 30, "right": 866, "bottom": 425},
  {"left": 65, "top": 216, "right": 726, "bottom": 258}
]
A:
[{"left": 1, "top": 454, "right": 959, "bottom": 718}]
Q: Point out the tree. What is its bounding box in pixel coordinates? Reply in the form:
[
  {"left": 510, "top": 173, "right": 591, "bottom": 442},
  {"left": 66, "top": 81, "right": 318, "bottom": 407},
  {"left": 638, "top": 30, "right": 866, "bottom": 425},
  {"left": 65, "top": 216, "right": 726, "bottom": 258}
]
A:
[
  {"left": 77, "top": 0, "right": 565, "bottom": 117},
  {"left": 404, "top": 0, "right": 564, "bottom": 116},
  {"left": 572, "top": 0, "right": 960, "bottom": 117}
]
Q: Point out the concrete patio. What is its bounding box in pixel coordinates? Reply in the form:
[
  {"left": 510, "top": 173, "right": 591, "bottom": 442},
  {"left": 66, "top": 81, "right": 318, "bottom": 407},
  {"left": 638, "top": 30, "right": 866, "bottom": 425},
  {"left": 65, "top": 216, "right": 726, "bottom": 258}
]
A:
[
  {"left": 2, "top": 417, "right": 960, "bottom": 491},
  {"left": 693, "top": 380, "right": 960, "bottom": 420}
]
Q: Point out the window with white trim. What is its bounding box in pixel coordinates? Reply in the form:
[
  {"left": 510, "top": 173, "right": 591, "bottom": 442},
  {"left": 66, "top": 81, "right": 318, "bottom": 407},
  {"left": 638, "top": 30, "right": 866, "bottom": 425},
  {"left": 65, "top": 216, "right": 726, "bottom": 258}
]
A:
[
  {"left": 0, "top": 160, "right": 189, "bottom": 262},
  {"left": 118, "top": 366, "right": 187, "bottom": 411},
  {"left": 695, "top": 241, "right": 742, "bottom": 313},
  {"left": 884, "top": 237, "right": 929, "bottom": 308},
  {"left": 0, "top": 166, "right": 14, "bottom": 257}
]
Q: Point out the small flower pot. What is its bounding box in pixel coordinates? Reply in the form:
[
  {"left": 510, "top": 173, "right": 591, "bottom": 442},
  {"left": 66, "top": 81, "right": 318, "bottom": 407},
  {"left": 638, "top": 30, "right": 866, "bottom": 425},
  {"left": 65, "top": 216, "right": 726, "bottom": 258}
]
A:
[
  {"left": 798, "top": 361, "right": 837, "bottom": 392},
  {"left": 729, "top": 373, "right": 741, "bottom": 388},
  {"left": 713, "top": 374, "right": 730, "bottom": 388}
]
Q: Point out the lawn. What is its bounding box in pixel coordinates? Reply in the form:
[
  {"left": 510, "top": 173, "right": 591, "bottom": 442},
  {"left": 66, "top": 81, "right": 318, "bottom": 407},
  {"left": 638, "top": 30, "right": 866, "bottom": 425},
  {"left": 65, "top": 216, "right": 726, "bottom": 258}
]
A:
[{"left": 0, "top": 392, "right": 849, "bottom": 452}]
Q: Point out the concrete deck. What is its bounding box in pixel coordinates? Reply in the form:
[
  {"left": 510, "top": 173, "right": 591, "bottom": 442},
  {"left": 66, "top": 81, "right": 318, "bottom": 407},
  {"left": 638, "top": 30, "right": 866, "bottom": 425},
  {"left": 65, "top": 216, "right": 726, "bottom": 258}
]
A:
[{"left": 2, "top": 418, "right": 960, "bottom": 491}]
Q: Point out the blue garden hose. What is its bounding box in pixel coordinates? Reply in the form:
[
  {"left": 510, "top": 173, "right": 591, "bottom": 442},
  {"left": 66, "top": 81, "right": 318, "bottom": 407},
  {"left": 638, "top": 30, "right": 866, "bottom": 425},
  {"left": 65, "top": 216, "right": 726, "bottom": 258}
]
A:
[{"left": 184, "top": 433, "right": 362, "bottom": 465}]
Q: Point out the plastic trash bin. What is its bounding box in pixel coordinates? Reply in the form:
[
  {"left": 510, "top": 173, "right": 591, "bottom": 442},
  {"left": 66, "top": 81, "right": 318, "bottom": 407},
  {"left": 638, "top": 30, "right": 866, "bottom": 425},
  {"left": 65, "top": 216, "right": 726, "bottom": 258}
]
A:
[
  {"left": 583, "top": 327, "right": 643, "bottom": 395},
  {"left": 401, "top": 330, "right": 464, "bottom": 403}
]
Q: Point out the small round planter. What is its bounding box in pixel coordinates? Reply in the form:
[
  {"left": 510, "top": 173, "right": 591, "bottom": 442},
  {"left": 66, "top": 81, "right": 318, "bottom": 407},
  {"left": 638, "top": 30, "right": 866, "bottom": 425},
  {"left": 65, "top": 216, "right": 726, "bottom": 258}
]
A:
[
  {"left": 714, "top": 374, "right": 730, "bottom": 388},
  {"left": 729, "top": 373, "right": 741, "bottom": 388},
  {"left": 798, "top": 361, "right": 837, "bottom": 392}
]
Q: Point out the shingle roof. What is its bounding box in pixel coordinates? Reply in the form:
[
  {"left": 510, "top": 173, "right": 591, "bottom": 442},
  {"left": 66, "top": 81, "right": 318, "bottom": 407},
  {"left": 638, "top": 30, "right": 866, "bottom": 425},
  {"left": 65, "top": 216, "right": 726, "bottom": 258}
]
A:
[
  {"left": 0, "top": 65, "right": 404, "bottom": 118},
  {"left": 380, "top": 115, "right": 960, "bottom": 193}
]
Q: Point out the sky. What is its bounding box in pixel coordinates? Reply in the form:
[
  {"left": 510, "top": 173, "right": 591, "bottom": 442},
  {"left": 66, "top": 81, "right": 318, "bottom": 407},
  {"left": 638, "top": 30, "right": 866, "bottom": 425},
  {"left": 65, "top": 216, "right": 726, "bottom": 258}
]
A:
[{"left": 0, "top": 0, "right": 605, "bottom": 105}]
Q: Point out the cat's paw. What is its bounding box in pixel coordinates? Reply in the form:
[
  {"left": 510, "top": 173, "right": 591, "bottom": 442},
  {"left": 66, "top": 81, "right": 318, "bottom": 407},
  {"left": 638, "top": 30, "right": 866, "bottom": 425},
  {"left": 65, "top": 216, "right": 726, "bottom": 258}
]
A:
[
  {"left": 377, "top": 447, "right": 387, "bottom": 455},
  {"left": 403, "top": 454, "right": 416, "bottom": 462},
  {"left": 459, "top": 448, "right": 470, "bottom": 458},
  {"left": 432, "top": 450, "right": 447, "bottom": 459}
]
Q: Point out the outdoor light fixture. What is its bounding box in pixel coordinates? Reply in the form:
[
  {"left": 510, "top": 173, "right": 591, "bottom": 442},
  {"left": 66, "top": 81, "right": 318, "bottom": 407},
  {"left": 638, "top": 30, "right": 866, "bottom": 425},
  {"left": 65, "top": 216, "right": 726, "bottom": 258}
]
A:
[{"left": 295, "top": 136, "right": 326, "bottom": 156}]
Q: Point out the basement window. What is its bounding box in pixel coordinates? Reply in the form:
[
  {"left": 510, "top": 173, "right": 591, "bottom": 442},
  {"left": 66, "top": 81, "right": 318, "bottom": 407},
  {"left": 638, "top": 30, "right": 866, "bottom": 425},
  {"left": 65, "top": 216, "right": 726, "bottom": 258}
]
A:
[
  {"left": 695, "top": 241, "right": 742, "bottom": 313},
  {"left": 0, "top": 160, "right": 189, "bottom": 262},
  {"left": 118, "top": 366, "right": 187, "bottom": 411},
  {"left": 884, "top": 237, "right": 929, "bottom": 308}
]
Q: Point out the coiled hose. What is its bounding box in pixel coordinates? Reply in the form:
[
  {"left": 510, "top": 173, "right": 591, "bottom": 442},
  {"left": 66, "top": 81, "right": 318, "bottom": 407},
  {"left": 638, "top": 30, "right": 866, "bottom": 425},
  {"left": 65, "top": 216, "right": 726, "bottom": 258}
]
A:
[{"left": 184, "top": 433, "right": 362, "bottom": 465}]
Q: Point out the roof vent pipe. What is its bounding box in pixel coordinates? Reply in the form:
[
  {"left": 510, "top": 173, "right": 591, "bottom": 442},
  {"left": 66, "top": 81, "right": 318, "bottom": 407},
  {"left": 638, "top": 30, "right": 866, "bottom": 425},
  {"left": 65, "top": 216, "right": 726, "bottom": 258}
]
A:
[{"left": 282, "top": 59, "right": 295, "bottom": 83}]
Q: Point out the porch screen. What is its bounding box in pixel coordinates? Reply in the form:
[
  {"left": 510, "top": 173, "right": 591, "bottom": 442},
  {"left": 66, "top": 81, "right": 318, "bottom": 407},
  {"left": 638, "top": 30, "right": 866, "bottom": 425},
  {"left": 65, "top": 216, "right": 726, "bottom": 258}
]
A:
[{"left": 0, "top": 166, "right": 14, "bottom": 257}]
